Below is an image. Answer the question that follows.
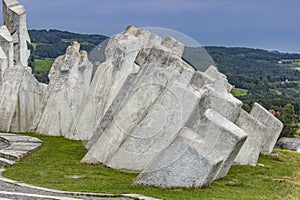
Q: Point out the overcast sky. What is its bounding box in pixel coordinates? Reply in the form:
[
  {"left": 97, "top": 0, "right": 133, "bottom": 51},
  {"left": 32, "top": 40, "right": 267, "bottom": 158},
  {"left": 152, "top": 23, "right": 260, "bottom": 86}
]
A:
[{"left": 16, "top": 0, "right": 300, "bottom": 53}]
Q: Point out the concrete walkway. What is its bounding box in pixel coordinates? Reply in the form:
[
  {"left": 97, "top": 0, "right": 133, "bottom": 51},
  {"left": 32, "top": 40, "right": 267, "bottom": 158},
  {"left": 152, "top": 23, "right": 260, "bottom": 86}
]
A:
[
  {"left": 0, "top": 133, "right": 159, "bottom": 200},
  {"left": 0, "top": 133, "right": 42, "bottom": 167}
]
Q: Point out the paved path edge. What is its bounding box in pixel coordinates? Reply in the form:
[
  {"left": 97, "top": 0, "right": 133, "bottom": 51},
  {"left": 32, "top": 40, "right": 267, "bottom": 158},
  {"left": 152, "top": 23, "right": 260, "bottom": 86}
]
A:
[{"left": 0, "top": 169, "right": 160, "bottom": 200}]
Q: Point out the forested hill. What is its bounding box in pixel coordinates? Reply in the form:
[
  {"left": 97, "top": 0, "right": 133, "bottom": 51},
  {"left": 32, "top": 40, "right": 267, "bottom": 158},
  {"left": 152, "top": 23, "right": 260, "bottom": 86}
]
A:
[
  {"left": 205, "top": 46, "right": 300, "bottom": 83},
  {"left": 204, "top": 46, "right": 300, "bottom": 106},
  {"left": 28, "top": 29, "right": 108, "bottom": 58},
  {"left": 28, "top": 30, "right": 300, "bottom": 135},
  {"left": 28, "top": 29, "right": 300, "bottom": 85}
]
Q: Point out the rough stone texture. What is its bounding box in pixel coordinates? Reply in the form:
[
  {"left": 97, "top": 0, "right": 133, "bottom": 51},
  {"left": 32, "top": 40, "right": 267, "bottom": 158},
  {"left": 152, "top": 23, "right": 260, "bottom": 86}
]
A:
[
  {"left": 195, "top": 109, "right": 247, "bottom": 180},
  {"left": 2, "top": 0, "right": 31, "bottom": 66},
  {"left": 81, "top": 40, "right": 194, "bottom": 165},
  {"left": 0, "top": 8, "right": 284, "bottom": 189},
  {"left": 202, "top": 65, "right": 233, "bottom": 93},
  {"left": 0, "top": 64, "right": 46, "bottom": 132},
  {"left": 250, "top": 102, "right": 283, "bottom": 154},
  {"left": 0, "top": 47, "right": 6, "bottom": 81},
  {"left": 135, "top": 127, "right": 224, "bottom": 188},
  {"left": 162, "top": 36, "right": 185, "bottom": 57},
  {"left": 0, "top": 133, "right": 42, "bottom": 166},
  {"left": 0, "top": 25, "right": 13, "bottom": 74},
  {"left": 68, "top": 26, "right": 165, "bottom": 141},
  {"left": 234, "top": 109, "right": 266, "bottom": 165},
  {"left": 276, "top": 137, "right": 300, "bottom": 153},
  {"left": 200, "top": 85, "right": 242, "bottom": 123},
  {"left": 0, "top": 133, "right": 42, "bottom": 143},
  {"left": 0, "top": 0, "right": 45, "bottom": 133},
  {"left": 188, "top": 68, "right": 242, "bottom": 124},
  {"left": 85, "top": 80, "right": 202, "bottom": 171},
  {"left": 76, "top": 27, "right": 284, "bottom": 188},
  {"left": 32, "top": 42, "right": 93, "bottom": 137}
]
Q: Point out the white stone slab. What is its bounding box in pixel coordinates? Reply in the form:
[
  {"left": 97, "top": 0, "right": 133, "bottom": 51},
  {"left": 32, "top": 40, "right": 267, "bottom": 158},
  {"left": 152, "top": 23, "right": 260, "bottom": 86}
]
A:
[
  {"left": 234, "top": 109, "right": 266, "bottom": 165},
  {"left": 0, "top": 65, "right": 46, "bottom": 132},
  {"left": 195, "top": 109, "right": 248, "bottom": 180},
  {"left": 250, "top": 103, "right": 283, "bottom": 154},
  {"left": 105, "top": 81, "right": 202, "bottom": 171},
  {"left": 135, "top": 128, "right": 223, "bottom": 188},
  {"left": 82, "top": 42, "right": 194, "bottom": 165},
  {"left": 69, "top": 26, "right": 163, "bottom": 141},
  {"left": 32, "top": 42, "right": 93, "bottom": 137}
]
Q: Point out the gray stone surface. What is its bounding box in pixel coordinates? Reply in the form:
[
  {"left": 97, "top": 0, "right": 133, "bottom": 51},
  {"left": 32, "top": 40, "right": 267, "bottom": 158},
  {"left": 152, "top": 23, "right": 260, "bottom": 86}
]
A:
[
  {"left": 135, "top": 127, "right": 223, "bottom": 188},
  {"left": 0, "top": 158, "right": 15, "bottom": 167},
  {"left": 77, "top": 27, "right": 283, "bottom": 188},
  {"left": 276, "top": 137, "right": 300, "bottom": 153},
  {"left": 0, "top": 3, "right": 285, "bottom": 188},
  {"left": 234, "top": 109, "right": 266, "bottom": 165},
  {"left": 0, "top": 169, "right": 159, "bottom": 200},
  {"left": 81, "top": 36, "right": 194, "bottom": 165},
  {"left": 68, "top": 26, "right": 164, "bottom": 141},
  {"left": 2, "top": 0, "right": 31, "bottom": 66},
  {"left": 202, "top": 65, "right": 233, "bottom": 93},
  {"left": 250, "top": 102, "right": 283, "bottom": 154},
  {"left": 0, "top": 137, "right": 9, "bottom": 149},
  {"left": 0, "top": 1, "right": 45, "bottom": 133},
  {"left": 195, "top": 109, "right": 247, "bottom": 180},
  {"left": 32, "top": 42, "right": 93, "bottom": 137},
  {"left": 90, "top": 80, "right": 201, "bottom": 171},
  {"left": 0, "top": 133, "right": 42, "bottom": 166},
  {"left": 0, "top": 64, "right": 46, "bottom": 133},
  {"left": 0, "top": 134, "right": 42, "bottom": 143},
  {"left": 199, "top": 85, "right": 242, "bottom": 123},
  {"left": 0, "top": 25, "right": 13, "bottom": 74}
]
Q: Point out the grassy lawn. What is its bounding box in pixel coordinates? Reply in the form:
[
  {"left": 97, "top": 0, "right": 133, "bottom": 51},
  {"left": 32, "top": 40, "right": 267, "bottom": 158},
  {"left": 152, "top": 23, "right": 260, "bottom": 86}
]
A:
[
  {"left": 3, "top": 133, "right": 300, "bottom": 200},
  {"left": 231, "top": 88, "right": 248, "bottom": 97},
  {"left": 34, "top": 58, "right": 54, "bottom": 72}
]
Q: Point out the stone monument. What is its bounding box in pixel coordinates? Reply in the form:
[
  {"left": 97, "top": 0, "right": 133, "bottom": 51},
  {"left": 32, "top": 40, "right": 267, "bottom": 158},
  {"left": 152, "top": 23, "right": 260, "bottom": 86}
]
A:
[
  {"left": 0, "top": 0, "right": 45, "bottom": 133},
  {"left": 2, "top": 0, "right": 31, "bottom": 66},
  {"left": 0, "top": 0, "right": 284, "bottom": 189},
  {"left": 32, "top": 42, "right": 93, "bottom": 137}
]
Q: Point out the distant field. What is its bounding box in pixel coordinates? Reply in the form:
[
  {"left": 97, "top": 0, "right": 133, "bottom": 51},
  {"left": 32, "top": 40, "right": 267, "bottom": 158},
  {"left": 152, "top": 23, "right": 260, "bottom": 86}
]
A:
[
  {"left": 294, "top": 67, "right": 300, "bottom": 72},
  {"left": 34, "top": 58, "right": 54, "bottom": 72},
  {"left": 279, "top": 62, "right": 300, "bottom": 70},
  {"left": 231, "top": 88, "right": 248, "bottom": 97}
]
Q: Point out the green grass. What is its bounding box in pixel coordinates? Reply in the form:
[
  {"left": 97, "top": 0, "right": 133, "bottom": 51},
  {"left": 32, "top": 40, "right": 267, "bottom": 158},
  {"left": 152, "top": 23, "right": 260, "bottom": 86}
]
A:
[
  {"left": 231, "top": 88, "right": 248, "bottom": 97},
  {"left": 34, "top": 58, "right": 54, "bottom": 72},
  {"left": 3, "top": 133, "right": 300, "bottom": 200}
]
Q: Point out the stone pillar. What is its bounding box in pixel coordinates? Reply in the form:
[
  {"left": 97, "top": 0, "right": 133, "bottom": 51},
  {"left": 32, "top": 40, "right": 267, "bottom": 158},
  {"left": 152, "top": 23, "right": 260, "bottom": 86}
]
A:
[
  {"left": 0, "top": 25, "right": 13, "bottom": 74},
  {"left": 234, "top": 109, "right": 266, "bottom": 165},
  {"left": 250, "top": 103, "right": 283, "bottom": 154},
  {"left": 2, "top": 0, "right": 30, "bottom": 66}
]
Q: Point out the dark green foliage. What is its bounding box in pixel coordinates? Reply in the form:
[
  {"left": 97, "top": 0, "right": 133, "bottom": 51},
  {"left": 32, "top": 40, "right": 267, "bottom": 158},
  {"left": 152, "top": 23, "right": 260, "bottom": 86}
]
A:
[
  {"left": 28, "top": 29, "right": 108, "bottom": 82},
  {"left": 28, "top": 29, "right": 108, "bottom": 59},
  {"left": 205, "top": 46, "right": 300, "bottom": 135},
  {"left": 205, "top": 46, "right": 300, "bottom": 82},
  {"left": 279, "top": 104, "right": 298, "bottom": 137}
]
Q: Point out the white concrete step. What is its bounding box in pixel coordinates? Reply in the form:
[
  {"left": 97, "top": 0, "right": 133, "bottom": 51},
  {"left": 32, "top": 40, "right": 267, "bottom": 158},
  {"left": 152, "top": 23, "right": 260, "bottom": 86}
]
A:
[
  {"left": 0, "top": 157, "right": 16, "bottom": 167},
  {"left": 0, "top": 133, "right": 42, "bottom": 167}
]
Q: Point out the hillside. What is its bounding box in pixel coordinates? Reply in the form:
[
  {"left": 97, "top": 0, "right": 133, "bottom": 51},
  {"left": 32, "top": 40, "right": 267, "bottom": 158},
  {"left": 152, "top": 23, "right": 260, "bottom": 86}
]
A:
[
  {"left": 28, "top": 29, "right": 108, "bottom": 59},
  {"left": 28, "top": 29, "right": 300, "bottom": 137},
  {"left": 205, "top": 47, "right": 300, "bottom": 107}
]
